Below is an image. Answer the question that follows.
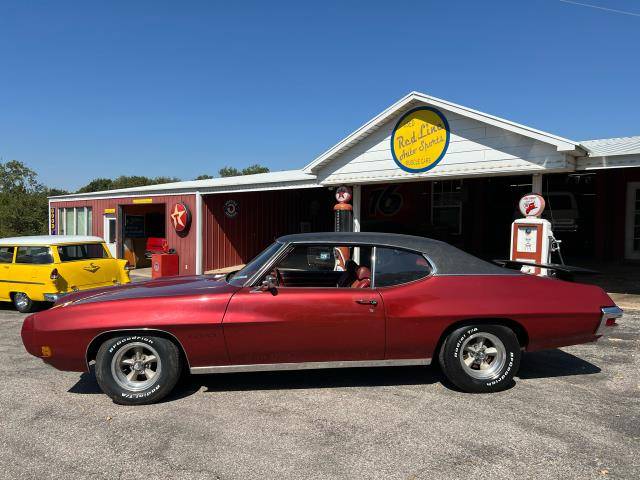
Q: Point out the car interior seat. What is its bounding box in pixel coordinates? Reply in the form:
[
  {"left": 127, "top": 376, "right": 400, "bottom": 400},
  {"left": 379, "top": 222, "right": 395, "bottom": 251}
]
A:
[
  {"left": 337, "top": 259, "right": 358, "bottom": 287},
  {"left": 351, "top": 266, "right": 371, "bottom": 288}
]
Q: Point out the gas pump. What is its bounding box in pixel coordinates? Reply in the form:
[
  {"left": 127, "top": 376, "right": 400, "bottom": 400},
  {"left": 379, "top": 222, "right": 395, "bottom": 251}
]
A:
[
  {"left": 510, "top": 193, "right": 561, "bottom": 276},
  {"left": 334, "top": 186, "right": 353, "bottom": 271}
]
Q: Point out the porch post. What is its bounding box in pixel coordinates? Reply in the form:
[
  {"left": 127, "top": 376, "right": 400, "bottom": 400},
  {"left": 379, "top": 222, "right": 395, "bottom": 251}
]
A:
[
  {"left": 532, "top": 174, "right": 543, "bottom": 194},
  {"left": 352, "top": 185, "right": 361, "bottom": 232},
  {"left": 195, "top": 191, "right": 203, "bottom": 275}
]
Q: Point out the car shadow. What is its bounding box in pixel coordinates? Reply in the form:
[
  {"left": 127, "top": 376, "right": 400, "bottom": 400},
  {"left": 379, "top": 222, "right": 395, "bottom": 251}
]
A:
[
  {"left": 159, "top": 366, "right": 444, "bottom": 402},
  {"left": 67, "top": 349, "right": 601, "bottom": 402},
  {"left": 67, "top": 367, "right": 102, "bottom": 394},
  {"left": 517, "top": 349, "right": 601, "bottom": 379}
]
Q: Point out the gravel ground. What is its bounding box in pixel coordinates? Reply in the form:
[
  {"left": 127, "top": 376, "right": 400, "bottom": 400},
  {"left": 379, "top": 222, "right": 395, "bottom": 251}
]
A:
[{"left": 0, "top": 306, "right": 638, "bottom": 480}]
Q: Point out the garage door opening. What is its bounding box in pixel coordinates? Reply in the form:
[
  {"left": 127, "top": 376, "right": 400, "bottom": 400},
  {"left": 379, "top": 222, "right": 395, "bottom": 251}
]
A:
[{"left": 119, "top": 204, "right": 166, "bottom": 269}]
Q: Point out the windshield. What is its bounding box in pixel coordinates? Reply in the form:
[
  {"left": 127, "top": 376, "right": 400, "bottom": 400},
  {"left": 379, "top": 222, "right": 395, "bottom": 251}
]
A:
[{"left": 227, "top": 242, "right": 283, "bottom": 286}]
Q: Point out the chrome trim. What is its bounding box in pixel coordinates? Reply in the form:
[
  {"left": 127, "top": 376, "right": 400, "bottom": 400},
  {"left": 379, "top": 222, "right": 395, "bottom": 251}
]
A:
[
  {"left": 371, "top": 246, "right": 377, "bottom": 288},
  {"left": 85, "top": 328, "right": 191, "bottom": 371},
  {"left": 245, "top": 241, "right": 289, "bottom": 287},
  {"left": 190, "top": 358, "right": 431, "bottom": 375},
  {"left": 596, "top": 306, "right": 623, "bottom": 336}
]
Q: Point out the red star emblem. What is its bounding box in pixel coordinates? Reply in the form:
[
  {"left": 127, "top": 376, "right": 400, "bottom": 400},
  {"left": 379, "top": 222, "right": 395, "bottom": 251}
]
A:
[{"left": 170, "top": 203, "right": 190, "bottom": 232}]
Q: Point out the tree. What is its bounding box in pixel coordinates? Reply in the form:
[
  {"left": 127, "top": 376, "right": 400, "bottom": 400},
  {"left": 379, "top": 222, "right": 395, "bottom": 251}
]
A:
[
  {"left": 77, "top": 178, "right": 113, "bottom": 193},
  {"left": 0, "top": 160, "right": 49, "bottom": 237},
  {"left": 195, "top": 174, "right": 214, "bottom": 180},
  {"left": 218, "top": 166, "right": 241, "bottom": 177},
  {"left": 242, "top": 164, "right": 270, "bottom": 175},
  {"left": 218, "top": 164, "right": 270, "bottom": 177},
  {"left": 76, "top": 175, "right": 181, "bottom": 193}
]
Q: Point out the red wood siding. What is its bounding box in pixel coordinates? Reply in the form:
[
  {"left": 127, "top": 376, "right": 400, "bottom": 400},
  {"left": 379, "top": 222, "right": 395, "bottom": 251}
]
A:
[
  {"left": 50, "top": 194, "right": 197, "bottom": 275},
  {"left": 203, "top": 188, "right": 332, "bottom": 271}
]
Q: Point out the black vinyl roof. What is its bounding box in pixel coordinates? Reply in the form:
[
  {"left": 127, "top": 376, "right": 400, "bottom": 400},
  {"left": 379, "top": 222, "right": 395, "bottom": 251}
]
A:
[{"left": 277, "top": 232, "right": 519, "bottom": 276}]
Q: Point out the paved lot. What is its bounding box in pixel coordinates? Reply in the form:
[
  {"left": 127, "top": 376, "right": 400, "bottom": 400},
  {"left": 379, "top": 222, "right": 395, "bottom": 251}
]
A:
[{"left": 0, "top": 307, "right": 638, "bottom": 480}]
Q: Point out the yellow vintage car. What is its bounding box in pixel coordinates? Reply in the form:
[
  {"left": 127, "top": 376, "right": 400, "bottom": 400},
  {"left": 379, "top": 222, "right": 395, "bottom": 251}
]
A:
[{"left": 0, "top": 235, "right": 131, "bottom": 312}]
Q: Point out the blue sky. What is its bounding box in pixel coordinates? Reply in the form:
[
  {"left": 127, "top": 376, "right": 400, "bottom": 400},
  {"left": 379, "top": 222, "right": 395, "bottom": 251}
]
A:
[{"left": 1, "top": 0, "right": 639, "bottom": 191}]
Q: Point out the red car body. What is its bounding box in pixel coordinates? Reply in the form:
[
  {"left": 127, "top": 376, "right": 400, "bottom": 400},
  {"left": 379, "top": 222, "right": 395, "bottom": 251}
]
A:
[{"left": 22, "top": 254, "right": 617, "bottom": 375}]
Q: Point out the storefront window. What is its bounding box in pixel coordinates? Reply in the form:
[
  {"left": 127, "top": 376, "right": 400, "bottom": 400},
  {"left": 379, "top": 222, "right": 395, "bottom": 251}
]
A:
[
  {"left": 76, "top": 208, "right": 86, "bottom": 235},
  {"left": 432, "top": 180, "right": 462, "bottom": 235},
  {"left": 57, "top": 207, "right": 92, "bottom": 235}
]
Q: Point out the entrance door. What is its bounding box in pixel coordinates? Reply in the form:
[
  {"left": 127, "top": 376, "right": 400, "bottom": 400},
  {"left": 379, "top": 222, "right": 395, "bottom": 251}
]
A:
[
  {"left": 625, "top": 182, "right": 640, "bottom": 259},
  {"left": 103, "top": 214, "right": 117, "bottom": 258}
]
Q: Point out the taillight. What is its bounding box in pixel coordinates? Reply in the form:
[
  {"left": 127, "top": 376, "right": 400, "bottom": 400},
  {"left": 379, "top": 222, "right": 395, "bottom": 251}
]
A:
[{"left": 50, "top": 268, "right": 59, "bottom": 280}]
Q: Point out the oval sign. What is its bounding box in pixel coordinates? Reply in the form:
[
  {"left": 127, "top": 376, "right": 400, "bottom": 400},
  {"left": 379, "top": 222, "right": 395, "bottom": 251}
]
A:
[
  {"left": 390, "top": 106, "right": 450, "bottom": 173},
  {"left": 170, "top": 202, "right": 191, "bottom": 233},
  {"left": 519, "top": 194, "right": 546, "bottom": 217}
]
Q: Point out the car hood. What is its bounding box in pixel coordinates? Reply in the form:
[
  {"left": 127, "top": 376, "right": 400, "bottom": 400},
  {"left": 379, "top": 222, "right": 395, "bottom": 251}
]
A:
[{"left": 57, "top": 274, "right": 238, "bottom": 306}]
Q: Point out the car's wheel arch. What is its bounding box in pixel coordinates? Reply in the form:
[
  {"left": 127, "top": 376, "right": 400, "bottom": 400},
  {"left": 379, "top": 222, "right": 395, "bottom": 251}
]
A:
[
  {"left": 85, "top": 328, "right": 190, "bottom": 372},
  {"left": 433, "top": 317, "right": 529, "bottom": 364}
]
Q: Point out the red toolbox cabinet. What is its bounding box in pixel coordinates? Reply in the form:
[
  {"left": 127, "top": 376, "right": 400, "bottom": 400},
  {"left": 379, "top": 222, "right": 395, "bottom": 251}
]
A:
[{"left": 151, "top": 253, "right": 179, "bottom": 278}]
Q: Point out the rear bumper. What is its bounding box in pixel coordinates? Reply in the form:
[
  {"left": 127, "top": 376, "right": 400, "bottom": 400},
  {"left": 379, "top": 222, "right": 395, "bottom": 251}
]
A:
[{"left": 595, "top": 306, "right": 623, "bottom": 337}]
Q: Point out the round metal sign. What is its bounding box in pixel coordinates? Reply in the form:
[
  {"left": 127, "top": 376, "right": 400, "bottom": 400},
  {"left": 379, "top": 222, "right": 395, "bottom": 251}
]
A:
[
  {"left": 335, "top": 186, "right": 352, "bottom": 204},
  {"left": 390, "top": 106, "right": 450, "bottom": 173},
  {"left": 170, "top": 202, "right": 191, "bottom": 233},
  {"left": 224, "top": 199, "right": 239, "bottom": 218},
  {"left": 519, "top": 194, "right": 546, "bottom": 217}
]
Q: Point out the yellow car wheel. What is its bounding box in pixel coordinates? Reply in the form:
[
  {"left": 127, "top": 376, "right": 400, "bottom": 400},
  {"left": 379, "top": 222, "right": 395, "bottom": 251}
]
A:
[{"left": 13, "top": 292, "right": 35, "bottom": 313}]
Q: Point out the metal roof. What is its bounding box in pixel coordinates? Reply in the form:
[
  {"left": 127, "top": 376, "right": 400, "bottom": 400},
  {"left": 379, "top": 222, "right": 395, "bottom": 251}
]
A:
[
  {"left": 580, "top": 136, "right": 640, "bottom": 157},
  {"left": 0, "top": 235, "right": 105, "bottom": 246},
  {"left": 49, "top": 169, "right": 318, "bottom": 200},
  {"left": 277, "top": 232, "right": 518, "bottom": 276}
]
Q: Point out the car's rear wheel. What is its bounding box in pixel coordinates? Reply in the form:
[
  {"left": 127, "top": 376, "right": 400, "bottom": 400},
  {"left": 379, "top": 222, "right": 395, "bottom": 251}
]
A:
[
  {"left": 438, "top": 324, "right": 521, "bottom": 393},
  {"left": 95, "top": 334, "right": 181, "bottom": 405},
  {"left": 13, "top": 292, "right": 35, "bottom": 313}
]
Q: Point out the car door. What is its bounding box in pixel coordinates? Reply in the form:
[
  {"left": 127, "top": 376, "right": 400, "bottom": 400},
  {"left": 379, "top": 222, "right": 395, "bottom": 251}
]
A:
[
  {"left": 0, "top": 246, "right": 16, "bottom": 301},
  {"left": 222, "top": 244, "right": 385, "bottom": 365}
]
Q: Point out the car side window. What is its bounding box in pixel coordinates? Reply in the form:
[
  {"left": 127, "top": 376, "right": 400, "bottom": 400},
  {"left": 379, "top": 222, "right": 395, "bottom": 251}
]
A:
[
  {"left": 58, "top": 244, "right": 108, "bottom": 261},
  {"left": 0, "top": 247, "right": 14, "bottom": 263},
  {"left": 15, "top": 246, "right": 54, "bottom": 265},
  {"left": 269, "top": 244, "right": 373, "bottom": 288},
  {"left": 374, "top": 247, "right": 431, "bottom": 287}
]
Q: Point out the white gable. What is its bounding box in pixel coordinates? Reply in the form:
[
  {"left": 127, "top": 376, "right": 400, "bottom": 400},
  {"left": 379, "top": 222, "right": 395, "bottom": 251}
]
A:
[{"left": 307, "top": 92, "right": 584, "bottom": 185}]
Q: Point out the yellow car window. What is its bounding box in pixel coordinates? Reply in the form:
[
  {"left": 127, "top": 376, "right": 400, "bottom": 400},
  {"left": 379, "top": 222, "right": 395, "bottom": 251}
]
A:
[
  {"left": 15, "top": 246, "right": 53, "bottom": 264},
  {"left": 0, "top": 247, "right": 14, "bottom": 263},
  {"left": 57, "top": 244, "right": 109, "bottom": 262}
]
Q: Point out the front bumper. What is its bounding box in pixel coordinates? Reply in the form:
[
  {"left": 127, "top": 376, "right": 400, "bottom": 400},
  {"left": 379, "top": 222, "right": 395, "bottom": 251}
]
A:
[{"left": 596, "top": 306, "right": 623, "bottom": 337}]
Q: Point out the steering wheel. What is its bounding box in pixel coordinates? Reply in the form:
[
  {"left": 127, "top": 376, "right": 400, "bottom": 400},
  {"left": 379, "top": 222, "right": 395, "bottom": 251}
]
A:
[{"left": 269, "top": 268, "right": 285, "bottom": 287}]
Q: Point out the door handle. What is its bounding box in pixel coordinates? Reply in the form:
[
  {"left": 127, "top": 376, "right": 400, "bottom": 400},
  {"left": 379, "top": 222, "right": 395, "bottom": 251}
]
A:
[{"left": 356, "top": 299, "right": 378, "bottom": 306}]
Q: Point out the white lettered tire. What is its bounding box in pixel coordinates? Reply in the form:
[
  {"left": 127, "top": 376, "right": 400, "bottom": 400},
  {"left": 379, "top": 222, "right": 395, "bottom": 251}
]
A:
[
  {"left": 95, "top": 334, "right": 181, "bottom": 405},
  {"left": 438, "top": 324, "right": 521, "bottom": 393}
]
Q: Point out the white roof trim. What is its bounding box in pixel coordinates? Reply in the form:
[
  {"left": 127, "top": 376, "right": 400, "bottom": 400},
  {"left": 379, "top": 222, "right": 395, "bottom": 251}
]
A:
[
  {"left": 303, "top": 91, "right": 584, "bottom": 174},
  {"left": 0, "top": 235, "right": 105, "bottom": 246}
]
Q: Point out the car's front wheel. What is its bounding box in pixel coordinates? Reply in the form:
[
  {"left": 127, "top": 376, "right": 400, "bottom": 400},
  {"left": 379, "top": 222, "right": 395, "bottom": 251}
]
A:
[
  {"left": 438, "top": 324, "right": 521, "bottom": 393},
  {"left": 95, "top": 334, "right": 181, "bottom": 405}
]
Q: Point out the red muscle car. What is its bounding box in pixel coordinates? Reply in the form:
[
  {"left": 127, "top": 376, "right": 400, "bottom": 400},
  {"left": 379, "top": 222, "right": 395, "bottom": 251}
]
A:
[{"left": 21, "top": 232, "right": 622, "bottom": 405}]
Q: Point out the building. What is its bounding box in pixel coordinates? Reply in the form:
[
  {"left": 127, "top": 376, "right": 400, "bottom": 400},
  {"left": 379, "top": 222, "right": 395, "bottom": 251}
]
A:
[{"left": 49, "top": 92, "right": 640, "bottom": 274}]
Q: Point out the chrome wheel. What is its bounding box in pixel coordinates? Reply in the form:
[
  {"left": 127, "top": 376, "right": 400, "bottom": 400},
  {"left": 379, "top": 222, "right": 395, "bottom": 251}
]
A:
[
  {"left": 459, "top": 332, "right": 506, "bottom": 380},
  {"left": 14, "top": 293, "right": 29, "bottom": 309},
  {"left": 111, "top": 342, "right": 162, "bottom": 392}
]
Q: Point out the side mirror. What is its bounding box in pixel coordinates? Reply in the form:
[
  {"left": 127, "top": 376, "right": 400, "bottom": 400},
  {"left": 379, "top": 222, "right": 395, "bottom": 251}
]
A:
[
  {"left": 262, "top": 274, "right": 278, "bottom": 291},
  {"left": 251, "top": 274, "right": 278, "bottom": 294}
]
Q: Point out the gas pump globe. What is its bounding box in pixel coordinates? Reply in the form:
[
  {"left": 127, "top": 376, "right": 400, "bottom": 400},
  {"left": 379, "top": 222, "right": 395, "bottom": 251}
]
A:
[{"left": 510, "top": 193, "right": 556, "bottom": 276}]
